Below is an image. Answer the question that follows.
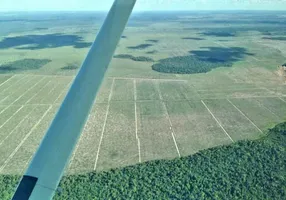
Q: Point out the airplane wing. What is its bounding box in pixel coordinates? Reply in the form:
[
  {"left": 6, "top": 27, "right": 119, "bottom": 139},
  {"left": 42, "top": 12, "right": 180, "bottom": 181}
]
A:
[{"left": 12, "top": 0, "right": 137, "bottom": 199}]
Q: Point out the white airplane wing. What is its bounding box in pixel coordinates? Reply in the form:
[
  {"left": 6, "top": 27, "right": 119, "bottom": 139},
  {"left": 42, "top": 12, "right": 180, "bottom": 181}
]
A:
[{"left": 12, "top": 0, "right": 136, "bottom": 199}]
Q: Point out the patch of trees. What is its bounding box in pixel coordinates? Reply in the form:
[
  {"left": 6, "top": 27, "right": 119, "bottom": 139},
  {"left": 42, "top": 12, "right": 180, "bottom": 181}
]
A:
[
  {"left": 0, "top": 59, "right": 51, "bottom": 73},
  {"left": 127, "top": 44, "right": 153, "bottom": 50},
  {"left": 182, "top": 37, "right": 205, "bottom": 40},
  {"left": 145, "top": 39, "right": 159, "bottom": 43},
  {"left": 152, "top": 55, "right": 231, "bottom": 74},
  {"left": 114, "top": 54, "right": 154, "bottom": 62},
  {"left": 61, "top": 64, "right": 79, "bottom": 70},
  {"left": 146, "top": 50, "right": 158, "bottom": 55},
  {"left": 1, "top": 121, "right": 286, "bottom": 199},
  {"left": 262, "top": 36, "right": 286, "bottom": 41},
  {"left": 152, "top": 47, "right": 252, "bottom": 74},
  {"left": 200, "top": 31, "right": 236, "bottom": 37}
]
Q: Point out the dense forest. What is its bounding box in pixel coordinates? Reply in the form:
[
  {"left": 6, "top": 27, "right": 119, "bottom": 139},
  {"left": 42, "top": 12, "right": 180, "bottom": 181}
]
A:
[
  {"left": 1, "top": 122, "right": 285, "bottom": 199},
  {"left": 114, "top": 54, "right": 154, "bottom": 62},
  {"left": 0, "top": 59, "right": 51, "bottom": 73}
]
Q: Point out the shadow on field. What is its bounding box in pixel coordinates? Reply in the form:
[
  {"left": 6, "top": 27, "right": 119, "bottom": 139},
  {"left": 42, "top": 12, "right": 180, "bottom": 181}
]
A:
[
  {"left": 152, "top": 47, "right": 253, "bottom": 74},
  {"left": 0, "top": 59, "right": 51, "bottom": 73},
  {"left": 0, "top": 33, "right": 92, "bottom": 50},
  {"left": 190, "top": 47, "right": 254, "bottom": 63}
]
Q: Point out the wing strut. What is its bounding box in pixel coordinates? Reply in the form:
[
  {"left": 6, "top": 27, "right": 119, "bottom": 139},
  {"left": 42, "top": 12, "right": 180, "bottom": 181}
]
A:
[{"left": 12, "top": 0, "right": 136, "bottom": 199}]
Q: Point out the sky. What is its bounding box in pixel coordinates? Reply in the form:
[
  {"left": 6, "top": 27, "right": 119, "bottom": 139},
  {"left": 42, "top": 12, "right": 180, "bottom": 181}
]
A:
[{"left": 0, "top": 0, "right": 286, "bottom": 12}]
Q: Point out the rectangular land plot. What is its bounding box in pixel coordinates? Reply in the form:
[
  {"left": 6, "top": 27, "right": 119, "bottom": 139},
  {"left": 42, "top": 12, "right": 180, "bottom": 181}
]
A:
[
  {"left": 136, "top": 80, "right": 160, "bottom": 100},
  {"left": 0, "top": 105, "right": 50, "bottom": 172},
  {"left": 96, "top": 102, "right": 138, "bottom": 171},
  {"left": 165, "top": 100, "right": 231, "bottom": 156},
  {"left": 230, "top": 98, "right": 282, "bottom": 131},
  {"left": 0, "top": 75, "right": 25, "bottom": 92},
  {"left": 40, "top": 77, "right": 72, "bottom": 104},
  {"left": 0, "top": 75, "right": 31, "bottom": 103},
  {"left": 110, "top": 79, "right": 134, "bottom": 101},
  {"left": 0, "top": 76, "right": 42, "bottom": 105},
  {"left": 202, "top": 99, "right": 263, "bottom": 140},
  {"left": 137, "top": 101, "right": 178, "bottom": 162},
  {"left": 253, "top": 97, "right": 286, "bottom": 120},
  {"left": 95, "top": 78, "right": 113, "bottom": 103},
  {"left": 13, "top": 77, "right": 51, "bottom": 105},
  {"left": 159, "top": 81, "right": 199, "bottom": 101},
  {"left": 68, "top": 103, "right": 108, "bottom": 174},
  {"left": 27, "top": 80, "right": 59, "bottom": 104},
  {"left": 2, "top": 105, "right": 57, "bottom": 174},
  {"left": 198, "top": 88, "right": 273, "bottom": 99},
  {"left": 0, "top": 105, "right": 34, "bottom": 140},
  {"left": 0, "top": 105, "right": 23, "bottom": 137},
  {"left": 0, "top": 75, "right": 15, "bottom": 88}
]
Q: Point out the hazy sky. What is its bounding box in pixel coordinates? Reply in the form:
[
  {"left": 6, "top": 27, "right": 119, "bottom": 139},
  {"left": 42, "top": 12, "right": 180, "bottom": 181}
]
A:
[{"left": 1, "top": 0, "right": 286, "bottom": 11}]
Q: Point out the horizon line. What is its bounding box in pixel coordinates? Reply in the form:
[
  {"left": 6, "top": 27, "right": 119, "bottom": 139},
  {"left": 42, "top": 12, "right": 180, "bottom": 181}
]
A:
[{"left": 1, "top": 9, "right": 286, "bottom": 13}]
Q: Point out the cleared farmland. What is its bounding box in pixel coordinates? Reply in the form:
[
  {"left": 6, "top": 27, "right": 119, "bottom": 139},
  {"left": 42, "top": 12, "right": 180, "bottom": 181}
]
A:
[{"left": 0, "top": 73, "right": 285, "bottom": 175}]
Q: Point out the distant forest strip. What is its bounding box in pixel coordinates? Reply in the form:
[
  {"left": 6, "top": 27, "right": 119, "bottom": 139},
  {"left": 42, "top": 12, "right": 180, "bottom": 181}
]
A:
[
  {"left": 0, "top": 59, "right": 51, "bottom": 73},
  {"left": 113, "top": 54, "right": 154, "bottom": 62},
  {"left": 1, "top": 122, "right": 285, "bottom": 199},
  {"left": 262, "top": 36, "right": 286, "bottom": 41}
]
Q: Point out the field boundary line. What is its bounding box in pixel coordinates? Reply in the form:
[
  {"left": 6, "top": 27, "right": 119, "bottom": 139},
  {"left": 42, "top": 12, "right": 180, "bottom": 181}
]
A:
[
  {"left": 13, "top": 76, "right": 46, "bottom": 104},
  {"left": 0, "top": 105, "right": 52, "bottom": 173},
  {"left": 0, "top": 75, "right": 28, "bottom": 96},
  {"left": 156, "top": 82, "right": 181, "bottom": 157},
  {"left": 40, "top": 84, "right": 58, "bottom": 104},
  {"left": 13, "top": 73, "right": 75, "bottom": 78},
  {"left": 53, "top": 80, "right": 73, "bottom": 104},
  {"left": 109, "top": 77, "right": 187, "bottom": 82},
  {"left": 201, "top": 100, "right": 234, "bottom": 142},
  {"left": 254, "top": 98, "right": 281, "bottom": 119},
  {"left": 0, "top": 77, "right": 44, "bottom": 116},
  {"left": 0, "top": 75, "right": 34, "bottom": 103},
  {"left": 134, "top": 80, "right": 141, "bottom": 163},
  {"left": 278, "top": 97, "right": 286, "bottom": 103},
  {"left": 25, "top": 79, "right": 51, "bottom": 104},
  {"left": 0, "top": 106, "right": 35, "bottom": 146},
  {"left": 161, "top": 101, "right": 181, "bottom": 157},
  {"left": 68, "top": 113, "right": 94, "bottom": 170},
  {"left": 93, "top": 78, "right": 115, "bottom": 170},
  {"left": 227, "top": 99, "right": 263, "bottom": 134},
  {"left": 0, "top": 75, "right": 15, "bottom": 88},
  {"left": 156, "top": 81, "right": 163, "bottom": 101},
  {"left": 0, "top": 105, "right": 24, "bottom": 131}
]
